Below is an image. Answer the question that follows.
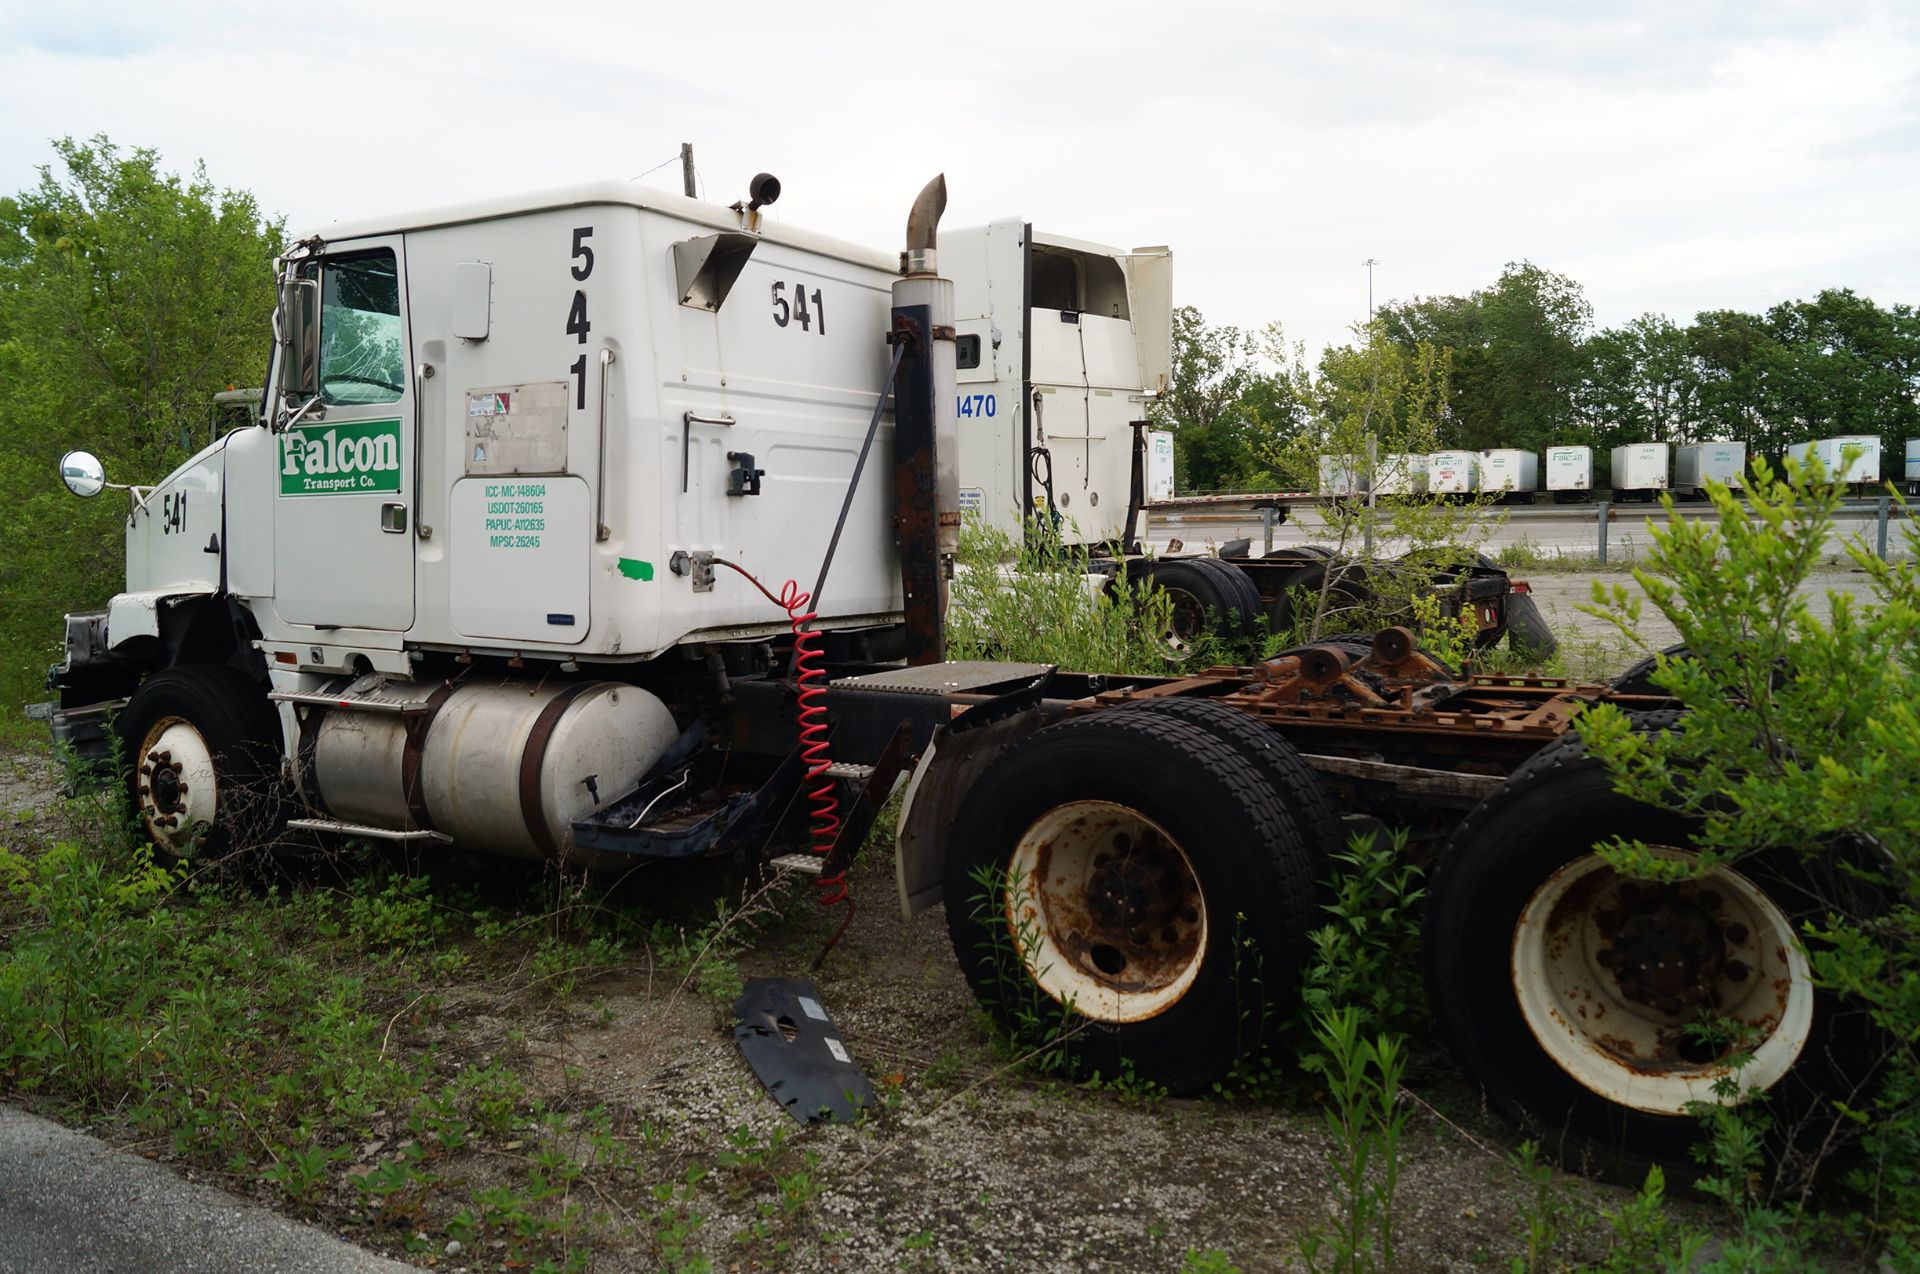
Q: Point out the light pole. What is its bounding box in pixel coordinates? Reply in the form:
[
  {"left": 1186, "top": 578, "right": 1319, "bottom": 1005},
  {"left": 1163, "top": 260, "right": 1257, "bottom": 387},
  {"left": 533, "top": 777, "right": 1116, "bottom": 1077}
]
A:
[{"left": 1360, "top": 258, "right": 1380, "bottom": 550}]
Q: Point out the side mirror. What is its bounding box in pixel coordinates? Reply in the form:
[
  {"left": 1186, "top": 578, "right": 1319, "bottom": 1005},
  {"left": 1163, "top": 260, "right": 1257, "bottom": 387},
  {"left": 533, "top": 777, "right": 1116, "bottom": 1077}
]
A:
[
  {"left": 59, "top": 450, "right": 107, "bottom": 498},
  {"left": 280, "top": 276, "right": 321, "bottom": 399}
]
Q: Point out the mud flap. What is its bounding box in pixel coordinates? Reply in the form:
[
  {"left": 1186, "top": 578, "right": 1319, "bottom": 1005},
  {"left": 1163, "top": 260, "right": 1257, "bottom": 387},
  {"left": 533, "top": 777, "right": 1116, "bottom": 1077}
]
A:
[{"left": 732, "top": 977, "right": 877, "bottom": 1124}]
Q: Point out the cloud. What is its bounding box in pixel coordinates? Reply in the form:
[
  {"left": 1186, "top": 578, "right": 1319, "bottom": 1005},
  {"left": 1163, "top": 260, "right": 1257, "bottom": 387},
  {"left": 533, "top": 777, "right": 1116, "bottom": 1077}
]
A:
[{"left": 0, "top": 0, "right": 1913, "bottom": 359}]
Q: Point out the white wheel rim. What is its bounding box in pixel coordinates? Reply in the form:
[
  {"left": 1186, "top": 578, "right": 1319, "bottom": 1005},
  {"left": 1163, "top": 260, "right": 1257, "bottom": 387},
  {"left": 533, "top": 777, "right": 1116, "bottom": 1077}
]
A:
[
  {"left": 136, "top": 717, "right": 219, "bottom": 854},
  {"left": 1511, "top": 846, "right": 1814, "bottom": 1115},
  {"left": 1005, "top": 800, "right": 1208, "bottom": 1023}
]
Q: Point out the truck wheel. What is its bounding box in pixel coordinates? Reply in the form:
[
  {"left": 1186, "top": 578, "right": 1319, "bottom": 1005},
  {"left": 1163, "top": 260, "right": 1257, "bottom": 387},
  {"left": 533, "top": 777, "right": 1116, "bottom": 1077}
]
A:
[
  {"left": 1424, "top": 721, "right": 1870, "bottom": 1174},
  {"left": 944, "top": 709, "right": 1318, "bottom": 1092},
  {"left": 119, "top": 665, "right": 284, "bottom": 864},
  {"left": 1503, "top": 592, "right": 1559, "bottom": 659},
  {"left": 1608, "top": 642, "right": 1691, "bottom": 697},
  {"left": 1121, "top": 698, "right": 1342, "bottom": 870},
  {"left": 1192, "top": 556, "right": 1264, "bottom": 619},
  {"left": 1136, "top": 559, "right": 1259, "bottom": 655}
]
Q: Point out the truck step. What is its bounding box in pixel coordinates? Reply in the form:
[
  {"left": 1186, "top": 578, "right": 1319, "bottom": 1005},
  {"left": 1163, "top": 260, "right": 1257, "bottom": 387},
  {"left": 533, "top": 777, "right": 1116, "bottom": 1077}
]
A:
[
  {"left": 767, "top": 852, "right": 826, "bottom": 876},
  {"left": 270, "top": 689, "right": 430, "bottom": 715},
  {"left": 823, "top": 761, "right": 873, "bottom": 781},
  {"left": 285, "top": 817, "right": 451, "bottom": 843}
]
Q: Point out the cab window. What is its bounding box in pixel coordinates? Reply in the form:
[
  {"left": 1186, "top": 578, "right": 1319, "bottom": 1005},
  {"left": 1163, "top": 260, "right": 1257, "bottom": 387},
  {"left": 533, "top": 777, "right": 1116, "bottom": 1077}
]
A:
[{"left": 312, "top": 250, "right": 405, "bottom": 406}]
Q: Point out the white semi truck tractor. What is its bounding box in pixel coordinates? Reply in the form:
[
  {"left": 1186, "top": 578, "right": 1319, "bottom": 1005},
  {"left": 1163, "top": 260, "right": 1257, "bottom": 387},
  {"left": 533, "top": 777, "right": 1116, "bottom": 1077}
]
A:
[
  {"left": 40, "top": 174, "right": 1819, "bottom": 1175},
  {"left": 50, "top": 173, "right": 953, "bottom": 867}
]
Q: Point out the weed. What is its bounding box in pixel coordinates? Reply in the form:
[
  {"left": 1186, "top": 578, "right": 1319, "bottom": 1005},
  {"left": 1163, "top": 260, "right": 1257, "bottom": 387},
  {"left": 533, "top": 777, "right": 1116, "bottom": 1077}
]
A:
[
  {"left": 1299, "top": 831, "right": 1427, "bottom": 1036},
  {"left": 965, "top": 862, "right": 1084, "bottom": 1074},
  {"left": 1593, "top": 1165, "right": 1706, "bottom": 1273},
  {"left": 1505, "top": 1140, "right": 1578, "bottom": 1273},
  {"left": 1181, "top": 1247, "right": 1244, "bottom": 1273},
  {"left": 947, "top": 516, "right": 1178, "bottom": 674},
  {"left": 1296, "top": 1005, "right": 1409, "bottom": 1274},
  {"left": 265, "top": 1141, "right": 348, "bottom": 1207}
]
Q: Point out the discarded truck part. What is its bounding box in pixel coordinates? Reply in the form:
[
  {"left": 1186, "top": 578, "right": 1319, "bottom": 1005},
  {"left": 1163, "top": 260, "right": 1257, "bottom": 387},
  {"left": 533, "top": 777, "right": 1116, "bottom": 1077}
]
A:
[{"left": 733, "top": 977, "right": 877, "bottom": 1125}]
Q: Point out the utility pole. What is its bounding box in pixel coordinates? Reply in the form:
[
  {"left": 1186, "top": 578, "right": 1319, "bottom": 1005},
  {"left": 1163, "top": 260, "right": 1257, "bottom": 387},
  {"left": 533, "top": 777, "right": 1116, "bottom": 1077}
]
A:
[
  {"left": 680, "top": 143, "right": 696, "bottom": 198},
  {"left": 1362, "top": 258, "right": 1378, "bottom": 330}
]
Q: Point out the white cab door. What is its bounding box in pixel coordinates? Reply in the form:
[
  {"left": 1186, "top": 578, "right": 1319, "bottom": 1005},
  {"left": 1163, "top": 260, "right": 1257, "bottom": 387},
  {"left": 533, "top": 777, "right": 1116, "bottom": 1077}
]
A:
[{"left": 274, "top": 237, "right": 417, "bottom": 630}]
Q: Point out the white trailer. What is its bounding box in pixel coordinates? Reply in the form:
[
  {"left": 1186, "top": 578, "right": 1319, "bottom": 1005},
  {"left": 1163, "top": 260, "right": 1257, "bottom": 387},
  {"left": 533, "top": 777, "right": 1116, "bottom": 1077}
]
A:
[
  {"left": 1427, "top": 450, "right": 1480, "bottom": 497},
  {"left": 1904, "top": 438, "right": 1920, "bottom": 495},
  {"left": 1480, "top": 449, "right": 1538, "bottom": 504},
  {"left": 1795, "top": 436, "right": 1882, "bottom": 489},
  {"left": 1317, "top": 454, "right": 1369, "bottom": 499},
  {"left": 1672, "top": 442, "right": 1747, "bottom": 499},
  {"left": 1609, "top": 443, "right": 1669, "bottom": 501},
  {"left": 1544, "top": 445, "right": 1592, "bottom": 503},
  {"left": 1146, "top": 429, "right": 1176, "bottom": 502},
  {"left": 1372, "top": 452, "right": 1429, "bottom": 496}
]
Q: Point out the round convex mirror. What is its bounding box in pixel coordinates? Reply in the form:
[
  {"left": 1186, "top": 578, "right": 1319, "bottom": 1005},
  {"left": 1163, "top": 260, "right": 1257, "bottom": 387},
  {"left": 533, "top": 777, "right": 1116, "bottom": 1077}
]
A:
[{"left": 59, "top": 450, "right": 107, "bottom": 498}]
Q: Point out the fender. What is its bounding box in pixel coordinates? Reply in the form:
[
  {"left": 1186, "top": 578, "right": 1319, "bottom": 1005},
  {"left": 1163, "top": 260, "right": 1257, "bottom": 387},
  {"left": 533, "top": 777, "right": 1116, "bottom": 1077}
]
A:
[
  {"left": 107, "top": 588, "right": 213, "bottom": 647},
  {"left": 894, "top": 705, "right": 1043, "bottom": 918}
]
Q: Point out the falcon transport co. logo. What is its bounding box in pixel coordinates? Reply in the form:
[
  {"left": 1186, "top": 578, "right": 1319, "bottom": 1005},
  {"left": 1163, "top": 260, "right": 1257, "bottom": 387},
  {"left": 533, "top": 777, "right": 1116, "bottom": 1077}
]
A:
[{"left": 280, "top": 419, "right": 403, "bottom": 496}]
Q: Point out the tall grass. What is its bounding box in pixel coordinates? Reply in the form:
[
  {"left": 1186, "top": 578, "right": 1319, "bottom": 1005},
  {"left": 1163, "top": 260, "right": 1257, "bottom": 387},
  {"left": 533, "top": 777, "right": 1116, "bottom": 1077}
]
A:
[{"left": 946, "top": 519, "right": 1178, "bottom": 674}]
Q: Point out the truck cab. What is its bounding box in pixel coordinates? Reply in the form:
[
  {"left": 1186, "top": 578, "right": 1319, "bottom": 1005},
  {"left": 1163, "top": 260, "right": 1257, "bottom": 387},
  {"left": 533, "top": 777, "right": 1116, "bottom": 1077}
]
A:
[{"left": 941, "top": 222, "right": 1172, "bottom": 546}]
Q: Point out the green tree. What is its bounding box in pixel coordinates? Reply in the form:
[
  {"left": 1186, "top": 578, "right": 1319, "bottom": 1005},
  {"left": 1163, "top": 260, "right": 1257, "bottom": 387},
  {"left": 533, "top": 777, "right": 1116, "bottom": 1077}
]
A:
[
  {"left": 1576, "top": 314, "right": 1701, "bottom": 454},
  {"left": 1684, "top": 308, "right": 1783, "bottom": 453},
  {"left": 0, "top": 135, "right": 281, "bottom": 713},
  {"left": 1374, "top": 262, "right": 1592, "bottom": 452},
  {"left": 1155, "top": 305, "right": 1298, "bottom": 491},
  {"left": 1266, "top": 327, "right": 1495, "bottom": 638}
]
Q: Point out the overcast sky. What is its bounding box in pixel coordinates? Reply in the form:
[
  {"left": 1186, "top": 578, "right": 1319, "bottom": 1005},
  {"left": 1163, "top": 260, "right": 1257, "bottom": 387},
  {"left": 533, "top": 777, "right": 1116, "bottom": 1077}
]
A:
[{"left": 3, "top": 1, "right": 1914, "bottom": 359}]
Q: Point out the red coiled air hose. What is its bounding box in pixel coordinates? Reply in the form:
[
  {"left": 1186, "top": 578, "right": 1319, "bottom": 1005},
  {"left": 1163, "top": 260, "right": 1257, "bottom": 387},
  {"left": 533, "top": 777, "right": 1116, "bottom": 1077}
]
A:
[{"left": 714, "top": 561, "right": 855, "bottom": 954}]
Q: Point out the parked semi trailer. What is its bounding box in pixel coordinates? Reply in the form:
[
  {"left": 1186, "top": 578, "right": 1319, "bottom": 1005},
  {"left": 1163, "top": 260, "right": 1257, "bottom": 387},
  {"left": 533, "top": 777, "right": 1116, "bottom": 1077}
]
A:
[
  {"left": 1673, "top": 442, "right": 1746, "bottom": 499},
  {"left": 1545, "top": 445, "right": 1592, "bottom": 503},
  {"left": 40, "top": 172, "right": 1841, "bottom": 1174},
  {"left": 1787, "top": 436, "right": 1882, "bottom": 492},
  {"left": 1480, "top": 448, "right": 1538, "bottom": 504},
  {"left": 1610, "top": 442, "right": 1670, "bottom": 502}
]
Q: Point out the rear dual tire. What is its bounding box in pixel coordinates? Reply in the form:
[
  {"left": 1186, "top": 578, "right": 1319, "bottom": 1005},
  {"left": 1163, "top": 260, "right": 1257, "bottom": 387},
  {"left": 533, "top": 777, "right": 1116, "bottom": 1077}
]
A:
[
  {"left": 944, "top": 706, "right": 1324, "bottom": 1092},
  {"left": 1425, "top": 720, "right": 1873, "bottom": 1177}
]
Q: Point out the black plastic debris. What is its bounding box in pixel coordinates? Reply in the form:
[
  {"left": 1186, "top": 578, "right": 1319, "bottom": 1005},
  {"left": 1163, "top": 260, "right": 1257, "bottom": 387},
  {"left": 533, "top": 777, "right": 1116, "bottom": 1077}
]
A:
[{"left": 732, "top": 976, "right": 877, "bottom": 1124}]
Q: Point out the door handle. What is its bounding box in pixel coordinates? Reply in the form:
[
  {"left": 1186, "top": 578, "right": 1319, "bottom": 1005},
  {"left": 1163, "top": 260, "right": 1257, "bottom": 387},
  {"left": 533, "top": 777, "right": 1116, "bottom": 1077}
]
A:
[{"left": 380, "top": 502, "right": 409, "bottom": 533}]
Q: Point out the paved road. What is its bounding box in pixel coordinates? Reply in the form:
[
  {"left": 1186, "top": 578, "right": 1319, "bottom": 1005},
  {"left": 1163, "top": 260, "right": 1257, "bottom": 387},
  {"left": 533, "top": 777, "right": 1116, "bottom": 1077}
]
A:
[{"left": 0, "top": 1104, "right": 409, "bottom": 1274}]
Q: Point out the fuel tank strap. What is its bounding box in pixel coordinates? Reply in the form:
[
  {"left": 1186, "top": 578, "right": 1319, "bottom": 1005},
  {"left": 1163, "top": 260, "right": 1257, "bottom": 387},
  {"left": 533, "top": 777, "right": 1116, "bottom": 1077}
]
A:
[{"left": 517, "top": 683, "right": 597, "bottom": 858}]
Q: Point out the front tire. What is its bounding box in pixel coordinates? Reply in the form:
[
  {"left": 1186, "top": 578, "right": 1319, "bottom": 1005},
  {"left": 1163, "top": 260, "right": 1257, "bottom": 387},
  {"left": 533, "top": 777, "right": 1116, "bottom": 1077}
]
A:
[
  {"left": 119, "top": 665, "right": 284, "bottom": 864},
  {"left": 944, "top": 709, "right": 1318, "bottom": 1092}
]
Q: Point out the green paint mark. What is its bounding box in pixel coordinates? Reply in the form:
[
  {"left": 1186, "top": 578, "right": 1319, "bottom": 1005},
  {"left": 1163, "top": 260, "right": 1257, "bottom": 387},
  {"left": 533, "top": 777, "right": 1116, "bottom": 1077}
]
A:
[{"left": 617, "top": 557, "right": 655, "bottom": 582}]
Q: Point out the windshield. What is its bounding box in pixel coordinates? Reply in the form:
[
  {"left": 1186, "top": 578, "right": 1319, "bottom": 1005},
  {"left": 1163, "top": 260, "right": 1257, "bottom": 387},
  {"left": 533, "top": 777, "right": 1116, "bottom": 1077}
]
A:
[{"left": 314, "top": 251, "right": 405, "bottom": 406}]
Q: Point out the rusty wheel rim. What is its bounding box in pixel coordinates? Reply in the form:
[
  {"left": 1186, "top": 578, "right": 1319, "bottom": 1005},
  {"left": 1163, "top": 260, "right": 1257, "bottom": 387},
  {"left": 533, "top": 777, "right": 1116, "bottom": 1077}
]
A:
[
  {"left": 135, "top": 715, "right": 219, "bottom": 855},
  {"left": 1005, "top": 800, "right": 1208, "bottom": 1023},
  {"left": 1510, "top": 846, "right": 1812, "bottom": 1115}
]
